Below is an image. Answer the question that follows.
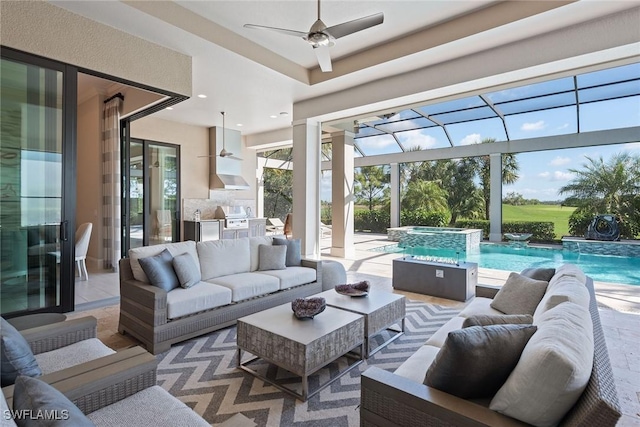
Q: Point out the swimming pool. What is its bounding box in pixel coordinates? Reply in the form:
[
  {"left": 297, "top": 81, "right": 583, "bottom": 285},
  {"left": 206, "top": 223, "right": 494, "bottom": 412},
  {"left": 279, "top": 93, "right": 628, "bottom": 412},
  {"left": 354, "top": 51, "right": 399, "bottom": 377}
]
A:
[{"left": 373, "top": 243, "right": 640, "bottom": 285}]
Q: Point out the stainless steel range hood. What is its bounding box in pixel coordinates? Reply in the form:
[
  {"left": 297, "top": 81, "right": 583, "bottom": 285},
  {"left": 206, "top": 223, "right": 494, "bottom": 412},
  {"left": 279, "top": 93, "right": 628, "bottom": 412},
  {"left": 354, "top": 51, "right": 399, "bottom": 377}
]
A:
[{"left": 209, "top": 126, "right": 250, "bottom": 191}]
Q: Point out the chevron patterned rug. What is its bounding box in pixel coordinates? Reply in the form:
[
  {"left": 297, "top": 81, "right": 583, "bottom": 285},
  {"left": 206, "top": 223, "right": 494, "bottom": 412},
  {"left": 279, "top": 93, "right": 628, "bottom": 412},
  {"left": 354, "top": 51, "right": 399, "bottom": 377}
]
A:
[{"left": 156, "top": 301, "right": 459, "bottom": 427}]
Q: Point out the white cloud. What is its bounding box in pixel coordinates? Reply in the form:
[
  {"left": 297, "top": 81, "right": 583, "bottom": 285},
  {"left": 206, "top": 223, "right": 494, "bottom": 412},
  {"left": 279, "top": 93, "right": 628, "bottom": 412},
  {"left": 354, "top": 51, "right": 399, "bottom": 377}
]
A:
[
  {"left": 521, "top": 121, "right": 545, "bottom": 131},
  {"left": 552, "top": 171, "right": 574, "bottom": 181},
  {"left": 459, "top": 133, "right": 481, "bottom": 146},
  {"left": 549, "top": 156, "right": 571, "bottom": 166},
  {"left": 538, "top": 171, "right": 550, "bottom": 178},
  {"left": 623, "top": 142, "right": 640, "bottom": 151},
  {"left": 398, "top": 131, "right": 438, "bottom": 150},
  {"left": 557, "top": 123, "right": 569, "bottom": 130},
  {"left": 364, "top": 134, "right": 397, "bottom": 149}
]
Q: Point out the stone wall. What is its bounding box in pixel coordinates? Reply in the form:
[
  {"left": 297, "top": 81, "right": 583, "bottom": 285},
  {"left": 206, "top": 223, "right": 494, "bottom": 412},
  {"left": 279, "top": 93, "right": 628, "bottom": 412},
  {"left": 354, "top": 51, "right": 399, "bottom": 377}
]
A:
[
  {"left": 562, "top": 237, "right": 640, "bottom": 257},
  {"left": 387, "top": 227, "right": 482, "bottom": 254}
]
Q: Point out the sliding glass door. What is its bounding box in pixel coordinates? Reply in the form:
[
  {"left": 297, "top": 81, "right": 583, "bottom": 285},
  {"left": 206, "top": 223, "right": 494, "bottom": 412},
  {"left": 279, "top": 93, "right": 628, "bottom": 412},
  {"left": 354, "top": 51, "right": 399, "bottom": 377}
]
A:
[
  {"left": 1, "top": 51, "right": 76, "bottom": 316},
  {"left": 123, "top": 138, "right": 180, "bottom": 252}
]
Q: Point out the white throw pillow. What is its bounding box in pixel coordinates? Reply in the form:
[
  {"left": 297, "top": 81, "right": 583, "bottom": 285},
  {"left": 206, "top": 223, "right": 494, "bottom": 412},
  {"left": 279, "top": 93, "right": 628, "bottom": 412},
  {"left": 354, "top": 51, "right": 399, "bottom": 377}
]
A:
[{"left": 490, "top": 301, "right": 593, "bottom": 427}]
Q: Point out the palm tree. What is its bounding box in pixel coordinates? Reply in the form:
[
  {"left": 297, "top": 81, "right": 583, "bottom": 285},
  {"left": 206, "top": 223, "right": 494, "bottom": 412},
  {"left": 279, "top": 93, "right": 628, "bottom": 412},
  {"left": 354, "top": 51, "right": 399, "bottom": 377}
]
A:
[
  {"left": 401, "top": 180, "right": 449, "bottom": 213},
  {"left": 354, "top": 165, "right": 389, "bottom": 211},
  {"left": 559, "top": 152, "right": 640, "bottom": 237},
  {"left": 469, "top": 138, "right": 520, "bottom": 220}
]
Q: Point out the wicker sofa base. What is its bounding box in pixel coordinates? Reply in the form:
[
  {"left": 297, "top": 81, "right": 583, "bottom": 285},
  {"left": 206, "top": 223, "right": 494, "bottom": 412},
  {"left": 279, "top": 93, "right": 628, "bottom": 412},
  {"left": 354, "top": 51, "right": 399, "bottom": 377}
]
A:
[{"left": 119, "top": 280, "right": 323, "bottom": 354}]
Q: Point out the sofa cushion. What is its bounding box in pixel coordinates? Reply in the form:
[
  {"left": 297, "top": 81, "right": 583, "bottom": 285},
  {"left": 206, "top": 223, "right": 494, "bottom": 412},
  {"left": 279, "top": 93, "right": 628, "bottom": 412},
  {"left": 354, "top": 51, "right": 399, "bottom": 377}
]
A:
[
  {"left": 209, "top": 272, "right": 280, "bottom": 302},
  {"left": 425, "top": 324, "right": 537, "bottom": 399},
  {"left": 258, "top": 244, "right": 287, "bottom": 271},
  {"left": 129, "top": 241, "right": 198, "bottom": 283},
  {"left": 394, "top": 345, "right": 440, "bottom": 384},
  {"left": 249, "top": 236, "right": 273, "bottom": 271},
  {"left": 87, "top": 385, "right": 210, "bottom": 427},
  {"left": 197, "top": 239, "right": 250, "bottom": 280},
  {"left": 1, "top": 318, "right": 41, "bottom": 387},
  {"left": 550, "top": 263, "right": 587, "bottom": 286},
  {"left": 13, "top": 375, "right": 94, "bottom": 427},
  {"left": 165, "top": 282, "right": 232, "bottom": 319},
  {"left": 533, "top": 275, "right": 590, "bottom": 320},
  {"left": 255, "top": 266, "right": 317, "bottom": 290},
  {"left": 139, "top": 249, "right": 180, "bottom": 292},
  {"left": 273, "top": 237, "right": 302, "bottom": 267},
  {"left": 490, "top": 272, "right": 548, "bottom": 316},
  {"left": 462, "top": 314, "right": 533, "bottom": 328},
  {"left": 172, "top": 252, "right": 201, "bottom": 288},
  {"left": 521, "top": 267, "right": 556, "bottom": 282},
  {"left": 458, "top": 297, "right": 504, "bottom": 318},
  {"left": 425, "top": 316, "right": 465, "bottom": 348},
  {"left": 34, "top": 338, "right": 116, "bottom": 375},
  {"left": 490, "top": 302, "right": 594, "bottom": 427}
]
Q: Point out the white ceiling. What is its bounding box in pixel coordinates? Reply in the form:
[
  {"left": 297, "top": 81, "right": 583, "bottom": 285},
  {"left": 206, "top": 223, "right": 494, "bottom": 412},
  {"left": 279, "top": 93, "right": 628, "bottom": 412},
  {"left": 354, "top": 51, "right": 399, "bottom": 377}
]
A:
[{"left": 52, "top": 1, "right": 639, "bottom": 136}]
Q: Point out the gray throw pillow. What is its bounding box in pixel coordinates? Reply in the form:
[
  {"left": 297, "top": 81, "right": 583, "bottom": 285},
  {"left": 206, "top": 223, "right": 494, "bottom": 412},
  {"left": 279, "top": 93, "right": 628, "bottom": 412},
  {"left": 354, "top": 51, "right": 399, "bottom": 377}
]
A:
[
  {"left": 424, "top": 324, "right": 537, "bottom": 399},
  {"left": 462, "top": 314, "right": 533, "bottom": 328},
  {"left": 258, "top": 244, "right": 287, "bottom": 271},
  {"left": 1, "top": 318, "right": 41, "bottom": 387},
  {"left": 138, "top": 249, "right": 179, "bottom": 292},
  {"left": 13, "top": 375, "right": 94, "bottom": 427},
  {"left": 521, "top": 267, "right": 556, "bottom": 282},
  {"left": 172, "top": 252, "right": 201, "bottom": 288},
  {"left": 273, "top": 237, "right": 302, "bottom": 266},
  {"left": 490, "top": 272, "right": 548, "bottom": 316}
]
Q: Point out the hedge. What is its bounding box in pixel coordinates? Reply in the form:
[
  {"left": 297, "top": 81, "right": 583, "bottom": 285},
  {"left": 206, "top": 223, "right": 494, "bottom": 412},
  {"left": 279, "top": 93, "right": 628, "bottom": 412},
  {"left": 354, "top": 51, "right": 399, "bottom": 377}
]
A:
[
  {"left": 400, "top": 210, "right": 448, "bottom": 228},
  {"left": 354, "top": 210, "right": 390, "bottom": 233},
  {"left": 455, "top": 220, "right": 555, "bottom": 242}
]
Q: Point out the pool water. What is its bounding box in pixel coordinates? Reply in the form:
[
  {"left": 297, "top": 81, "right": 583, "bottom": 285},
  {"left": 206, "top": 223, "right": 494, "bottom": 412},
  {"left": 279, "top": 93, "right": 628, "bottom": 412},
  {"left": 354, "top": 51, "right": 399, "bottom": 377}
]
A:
[{"left": 374, "top": 243, "right": 640, "bottom": 285}]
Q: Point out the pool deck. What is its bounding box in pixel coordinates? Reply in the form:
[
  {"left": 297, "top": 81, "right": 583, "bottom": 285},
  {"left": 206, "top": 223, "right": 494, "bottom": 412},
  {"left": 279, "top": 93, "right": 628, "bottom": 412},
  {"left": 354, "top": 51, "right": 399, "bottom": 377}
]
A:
[{"left": 321, "top": 233, "right": 640, "bottom": 425}]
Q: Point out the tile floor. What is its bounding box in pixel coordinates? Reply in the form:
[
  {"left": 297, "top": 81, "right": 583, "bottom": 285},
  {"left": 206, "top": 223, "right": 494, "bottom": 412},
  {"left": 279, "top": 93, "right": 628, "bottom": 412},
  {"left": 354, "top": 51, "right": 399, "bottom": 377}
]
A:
[{"left": 69, "top": 233, "right": 640, "bottom": 425}]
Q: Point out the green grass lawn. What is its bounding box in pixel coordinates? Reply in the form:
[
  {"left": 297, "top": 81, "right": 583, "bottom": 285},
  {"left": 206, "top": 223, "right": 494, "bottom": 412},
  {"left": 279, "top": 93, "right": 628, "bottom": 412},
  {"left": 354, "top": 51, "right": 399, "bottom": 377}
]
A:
[{"left": 502, "top": 204, "right": 576, "bottom": 239}]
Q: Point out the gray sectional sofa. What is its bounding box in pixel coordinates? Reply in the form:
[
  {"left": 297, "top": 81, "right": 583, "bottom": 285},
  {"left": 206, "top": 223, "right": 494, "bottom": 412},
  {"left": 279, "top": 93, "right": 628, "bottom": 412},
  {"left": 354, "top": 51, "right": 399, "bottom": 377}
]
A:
[
  {"left": 119, "top": 236, "right": 322, "bottom": 354},
  {"left": 361, "top": 264, "right": 621, "bottom": 427}
]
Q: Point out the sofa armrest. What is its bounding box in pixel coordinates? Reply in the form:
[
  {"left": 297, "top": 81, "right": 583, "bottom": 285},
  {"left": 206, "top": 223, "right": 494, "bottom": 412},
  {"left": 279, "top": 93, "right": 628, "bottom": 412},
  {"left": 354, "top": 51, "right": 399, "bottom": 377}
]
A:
[
  {"left": 2, "top": 346, "right": 157, "bottom": 414},
  {"left": 21, "top": 316, "right": 97, "bottom": 355},
  {"left": 301, "top": 258, "right": 322, "bottom": 288},
  {"left": 361, "top": 367, "right": 528, "bottom": 427},
  {"left": 120, "top": 257, "right": 168, "bottom": 327},
  {"left": 475, "top": 285, "right": 500, "bottom": 299}
]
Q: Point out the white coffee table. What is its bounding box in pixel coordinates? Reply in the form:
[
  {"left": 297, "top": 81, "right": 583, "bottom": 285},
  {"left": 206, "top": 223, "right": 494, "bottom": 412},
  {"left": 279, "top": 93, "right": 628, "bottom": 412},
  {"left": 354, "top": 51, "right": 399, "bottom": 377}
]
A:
[
  {"left": 236, "top": 303, "right": 364, "bottom": 401},
  {"left": 316, "top": 290, "right": 405, "bottom": 358}
]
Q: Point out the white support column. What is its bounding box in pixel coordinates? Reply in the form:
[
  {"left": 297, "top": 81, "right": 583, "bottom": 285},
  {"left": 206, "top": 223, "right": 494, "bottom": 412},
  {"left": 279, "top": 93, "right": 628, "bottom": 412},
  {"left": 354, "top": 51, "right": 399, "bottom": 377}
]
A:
[
  {"left": 256, "top": 161, "right": 264, "bottom": 218},
  {"left": 292, "top": 119, "right": 321, "bottom": 257},
  {"left": 489, "top": 153, "right": 502, "bottom": 242},
  {"left": 390, "top": 163, "right": 400, "bottom": 228},
  {"left": 330, "top": 131, "right": 355, "bottom": 258}
]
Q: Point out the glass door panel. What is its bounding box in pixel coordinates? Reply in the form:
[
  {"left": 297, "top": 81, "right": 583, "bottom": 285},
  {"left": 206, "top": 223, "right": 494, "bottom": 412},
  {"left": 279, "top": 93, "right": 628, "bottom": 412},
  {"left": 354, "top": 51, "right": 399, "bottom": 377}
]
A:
[
  {"left": 149, "top": 144, "right": 178, "bottom": 245},
  {"left": 128, "top": 141, "right": 144, "bottom": 249},
  {"left": 1, "top": 57, "right": 64, "bottom": 315}
]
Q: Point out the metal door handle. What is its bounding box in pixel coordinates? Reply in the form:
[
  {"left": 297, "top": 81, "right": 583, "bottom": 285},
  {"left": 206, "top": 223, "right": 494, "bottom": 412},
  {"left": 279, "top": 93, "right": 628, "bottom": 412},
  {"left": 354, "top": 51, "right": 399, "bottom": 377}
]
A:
[{"left": 60, "top": 220, "right": 69, "bottom": 241}]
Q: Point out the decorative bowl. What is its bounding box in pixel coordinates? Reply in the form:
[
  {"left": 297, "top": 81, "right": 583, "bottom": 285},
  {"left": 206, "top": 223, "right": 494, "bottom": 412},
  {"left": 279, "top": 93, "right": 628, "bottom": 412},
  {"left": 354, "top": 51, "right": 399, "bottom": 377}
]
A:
[
  {"left": 335, "top": 281, "right": 370, "bottom": 297},
  {"left": 291, "top": 297, "right": 326, "bottom": 319}
]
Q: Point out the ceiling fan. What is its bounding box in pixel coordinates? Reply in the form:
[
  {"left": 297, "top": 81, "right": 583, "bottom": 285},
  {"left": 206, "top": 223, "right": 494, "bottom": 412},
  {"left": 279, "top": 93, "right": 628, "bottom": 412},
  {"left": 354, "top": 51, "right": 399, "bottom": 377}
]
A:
[
  {"left": 198, "top": 111, "right": 242, "bottom": 160},
  {"left": 243, "top": 0, "right": 383, "bottom": 72}
]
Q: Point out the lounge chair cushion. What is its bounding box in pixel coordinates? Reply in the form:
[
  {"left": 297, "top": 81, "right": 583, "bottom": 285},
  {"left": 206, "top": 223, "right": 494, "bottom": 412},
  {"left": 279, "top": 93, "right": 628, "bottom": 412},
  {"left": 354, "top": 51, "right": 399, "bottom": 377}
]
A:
[
  {"left": 425, "top": 324, "right": 537, "bottom": 399},
  {"left": 35, "top": 338, "right": 116, "bottom": 375},
  {"left": 0, "top": 318, "right": 41, "bottom": 386},
  {"left": 13, "top": 375, "right": 93, "bottom": 427},
  {"left": 87, "top": 385, "right": 210, "bottom": 426}
]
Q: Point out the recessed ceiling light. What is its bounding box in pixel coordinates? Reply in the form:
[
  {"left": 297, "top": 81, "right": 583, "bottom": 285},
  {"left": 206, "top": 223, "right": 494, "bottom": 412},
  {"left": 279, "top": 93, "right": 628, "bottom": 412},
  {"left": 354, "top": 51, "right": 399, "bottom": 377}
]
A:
[
  {"left": 236, "top": 123, "right": 243, "bottom": 127},
  {"left": 197, "top": 94, "right": 207, "bottom": 98},
  {"left": 280, "top": 112, "right": 289, "bottom": 117},
  {"left": 270, "top": 115, "right": 278, "bottom": 119},
  {"left": 165, "top": 107, "right": 173, "bottom": 110}
]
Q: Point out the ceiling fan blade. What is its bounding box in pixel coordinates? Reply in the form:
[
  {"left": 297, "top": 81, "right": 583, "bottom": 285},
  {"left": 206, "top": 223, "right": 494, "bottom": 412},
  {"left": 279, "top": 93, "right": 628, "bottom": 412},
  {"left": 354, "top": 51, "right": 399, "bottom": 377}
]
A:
[
  {"left": 314, "top": 45, "right": 332, "bottom": 72},
  {"left": 243, "top": 24, "right": 307, "bottom": 39},
  {"left": 325, "top": 12, "right": 383, "bottom": 39}
]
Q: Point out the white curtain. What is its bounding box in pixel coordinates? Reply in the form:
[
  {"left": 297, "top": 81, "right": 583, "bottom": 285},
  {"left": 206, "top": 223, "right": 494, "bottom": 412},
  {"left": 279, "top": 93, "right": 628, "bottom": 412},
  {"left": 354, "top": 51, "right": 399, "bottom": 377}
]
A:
[{"left": 102, "top": 98, "right": 122, "bottom": 271}]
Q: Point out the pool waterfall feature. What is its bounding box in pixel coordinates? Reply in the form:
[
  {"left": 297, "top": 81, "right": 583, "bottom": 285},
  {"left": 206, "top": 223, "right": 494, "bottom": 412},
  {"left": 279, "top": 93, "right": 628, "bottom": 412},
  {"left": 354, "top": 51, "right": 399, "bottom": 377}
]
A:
[{"left": 387, "top": 226, "right": 483, "bottom": 256}]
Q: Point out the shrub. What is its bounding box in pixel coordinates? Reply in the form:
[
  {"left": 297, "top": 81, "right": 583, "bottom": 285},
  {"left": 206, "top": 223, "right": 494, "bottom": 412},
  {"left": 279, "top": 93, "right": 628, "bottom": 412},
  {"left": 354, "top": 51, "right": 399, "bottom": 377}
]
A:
[
  {"left": 400, "top": 210, "right": 449, "bottom": 227},
  {"left": 568, "top": 211, "right": 592, "bottom": 237},
  {"left": 503, "top": 221, "right": 555, "bottom": 242},
  {"left": 455, "top": 220, "right": 489, "bottom": 238},
  {"left": 354, "top": 210, "right": 390, "bottom": 233}
]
